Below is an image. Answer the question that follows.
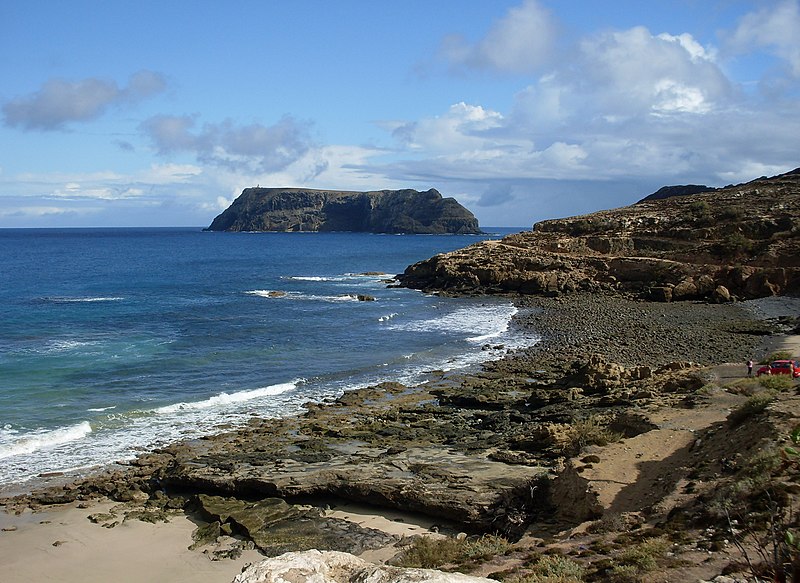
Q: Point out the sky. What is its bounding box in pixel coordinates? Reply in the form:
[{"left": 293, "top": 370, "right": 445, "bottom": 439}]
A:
[{"left": 1, "top": 1, "right": 799, "bottom": 228}]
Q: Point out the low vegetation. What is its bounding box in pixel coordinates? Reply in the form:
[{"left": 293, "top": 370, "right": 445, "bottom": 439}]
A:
[{"left": 391, "top": 534, "right": 512, "bottom": 569}]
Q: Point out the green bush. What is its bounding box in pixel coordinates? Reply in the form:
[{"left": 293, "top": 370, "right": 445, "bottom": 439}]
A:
[
  {"left": 617, "top": 536, "right": 670, "bottom": 571},
  {"left": 392, "top": 534, "right": 511, "bottom": 569},
  {"left": 508, "top": 554, "right": 586, "bottom": 583},
  {"left": 392, "top": 536, "right": 463, "bottom": 568},
  {"left": 759, "top": 375, "right": 794, "bottom": 391},
  {"left": 728, "top": 392, "right": 776, "bottom": 426},
  {"left": 567, "top": 416, "right": 621, "bottom": 455}
]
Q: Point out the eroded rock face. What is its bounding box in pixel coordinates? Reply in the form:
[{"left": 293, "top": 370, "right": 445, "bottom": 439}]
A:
[
  {"left": 232, "top": 550, "right": 496, "bottom": 583},
  {"left": 206, "top": 188, "right": 481, "bottom": 234},
  {"left": 398, "top": 169, "right": 800, "bottom": 300}
]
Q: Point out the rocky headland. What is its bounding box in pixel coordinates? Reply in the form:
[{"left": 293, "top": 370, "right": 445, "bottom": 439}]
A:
[
  {"left": 398, "top": 169, "right": 800, "bottom": 301},
  {"left": 206, "top": 187, "right": 482, "bottom": 234},
  {"left": 3, "top": 170, "right": 800, "bottom": 583}
]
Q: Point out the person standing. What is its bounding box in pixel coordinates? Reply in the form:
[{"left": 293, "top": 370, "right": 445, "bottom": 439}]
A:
[{"left": 747, "top": 359, "right": 754, "bottom": 376}]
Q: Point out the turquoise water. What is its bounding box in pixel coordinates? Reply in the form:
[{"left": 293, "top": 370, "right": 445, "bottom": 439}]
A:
[{"left": 0, "top": 227, "right": 536, "bottom": 486}]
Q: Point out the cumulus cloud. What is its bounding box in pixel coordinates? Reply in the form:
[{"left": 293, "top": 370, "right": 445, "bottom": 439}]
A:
[
  {"left": 576, "top": 27, "right": 729, "bottom": 117},
  {"left": 382, "top": 21, "right": 752, "bottom": 184},
  {"left": 728, "top": 0, "right": 800, "bottom": 77},
  {"left": 2, "top": 70, "right": 166, "bottom": 131},
  {"left": 440, "top": 0, "right": 557, "bottom": 74},
  {"left": 141, "top": 114, "right": 314, "bottom": 173}
]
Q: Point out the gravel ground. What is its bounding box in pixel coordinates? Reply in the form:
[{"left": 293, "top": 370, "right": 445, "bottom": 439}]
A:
[{"left": 505, "top": 293, "right": 773, "bottom": 369}]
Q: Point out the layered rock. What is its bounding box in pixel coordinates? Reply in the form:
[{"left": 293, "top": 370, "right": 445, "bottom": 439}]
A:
[
  {"left": 206, "top": 188, "right": 481, "bottom": 234},
  {"left": 397, "top": 169, "right": 800, "bottom": 300}
]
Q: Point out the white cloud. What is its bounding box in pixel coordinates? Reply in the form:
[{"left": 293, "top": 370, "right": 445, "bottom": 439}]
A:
[
  {"left": 141, "top": 115, "right": 314, "bottom": 173},
  {"left": 2, "top": 71, "right": 166, "bottom": 131},
  {"left": 440, "top": 0, "right": 557, "bottom": 74},
  {"left": 728, "top": 0, "right": 800, "bottom": 77},
  {"left": 576, "top": 27, "right": 730, "bottom": 117},
  {"left": 392, "top": 102, "right": 505, "bottom": 152}
]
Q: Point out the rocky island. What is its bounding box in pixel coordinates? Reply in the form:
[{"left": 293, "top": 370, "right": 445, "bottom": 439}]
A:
[
  {"left": 206, "top": 187, "right": 482, "bottom": 234},
  {"left": 3, "top": 169, "right": 800, "bottom": 583}
]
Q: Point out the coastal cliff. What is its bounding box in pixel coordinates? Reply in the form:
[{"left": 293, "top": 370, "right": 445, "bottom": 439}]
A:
[
  {"left": 206, "top": 187, "right": 481, "bottom": 234},
  {"left": 398, "top": 169, "right": 800, "bottom": 300}
]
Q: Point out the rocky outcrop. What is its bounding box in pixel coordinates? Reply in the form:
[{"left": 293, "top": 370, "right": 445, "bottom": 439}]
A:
[
  {"left": 398, "top": 169, "right": 800, "bottom": 300},
  {"left": 206, "top": 188, "right": 481, "bottom": 234},
  {"left": 232, "top": 550, "right": 496, "bottom": 583}
]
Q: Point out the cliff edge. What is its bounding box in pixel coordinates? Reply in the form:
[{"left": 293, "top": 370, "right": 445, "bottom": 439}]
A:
[
  {"left": 206, "top": 187, "right": 481, "bottom": 234},
  {"left": 398, "top": 168, "right": 800, "bottom": 301}
]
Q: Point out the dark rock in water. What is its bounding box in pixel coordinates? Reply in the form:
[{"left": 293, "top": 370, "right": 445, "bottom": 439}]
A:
[{"left": 206, "top": 187, "right": 481, "bottom": 234}]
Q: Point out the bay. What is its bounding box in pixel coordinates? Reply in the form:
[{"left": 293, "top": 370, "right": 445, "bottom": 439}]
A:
[{"left": 0, "top": 227, "right": 536, "bottom": 487}]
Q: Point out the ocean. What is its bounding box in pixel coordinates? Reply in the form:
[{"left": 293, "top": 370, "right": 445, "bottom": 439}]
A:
[{"left": 0, "top": 227, "right": 537, "bottom": 489}]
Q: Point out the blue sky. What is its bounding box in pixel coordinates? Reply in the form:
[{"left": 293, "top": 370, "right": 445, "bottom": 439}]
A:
[{"left": 1, "top": 1, "right": 799, "bottom": 228}]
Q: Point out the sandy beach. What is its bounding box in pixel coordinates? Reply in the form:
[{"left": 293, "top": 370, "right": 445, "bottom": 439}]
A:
[{"left": 0, "top": 497, "right": 450, "bottom": 582}]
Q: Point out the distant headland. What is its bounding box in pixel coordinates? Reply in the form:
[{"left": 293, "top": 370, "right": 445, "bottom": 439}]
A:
[{"left": 206, "top": 187, "right": 482, "bottom": 234}]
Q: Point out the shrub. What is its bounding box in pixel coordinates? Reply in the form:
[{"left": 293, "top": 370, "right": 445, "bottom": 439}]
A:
[
  {"left": 617, "top": 536, "right": 670, "bottom": 571},
  {"left": 728, "top": 392, "right": 776, "bottom": 426},
  {"left": 392, "top": 536, "right": 463, "bottom": 568},
  {"left": 689, "top": 201, "right": 712, "bottom": 224},
  {"left": 508, "top": 554, "right": 586, "bottom": 583},
  {"left": 759, "top": 375, "right": 794, "bottom": 392},
  {"left": 392, "top": 534, "right": 511, "bottom": 569},
  {"left": 462, "top": 534, "right": 512, "bottom": 560},
  {"left": 724, "top": 378, "right": 762, "bottom": 396},
  {"left": 567, "top": 416, "right": 621, "bottom": 455},
  {"left": 714, "top": 232, "right": 755, "bottom": 258}
]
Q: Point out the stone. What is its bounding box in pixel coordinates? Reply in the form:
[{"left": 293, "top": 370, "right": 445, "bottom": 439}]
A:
[
  {"left": 712, "top": 285, "right": 731, "bottom": 303},
  {"left": 231, "top": 550, "right": 496, "bottom": 583}
]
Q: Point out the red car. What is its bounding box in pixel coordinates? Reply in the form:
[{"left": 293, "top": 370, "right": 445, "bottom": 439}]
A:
[{"left": 756, "top": 360, "right": 800, "bottom": 378}]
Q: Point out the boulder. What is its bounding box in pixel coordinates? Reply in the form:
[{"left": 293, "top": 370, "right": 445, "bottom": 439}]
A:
[{"left": 232, "top": 550, "right": 496, "bottom": 583}]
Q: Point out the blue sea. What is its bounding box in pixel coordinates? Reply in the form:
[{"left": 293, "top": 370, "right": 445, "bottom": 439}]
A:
[{"left": 0, "top": 227, "right": 537, "bottom": 489}]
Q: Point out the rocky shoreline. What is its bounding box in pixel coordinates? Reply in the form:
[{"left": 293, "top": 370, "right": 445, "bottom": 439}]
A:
[{"left": 5, "top": 292, "right": 795, "bottom": 579}]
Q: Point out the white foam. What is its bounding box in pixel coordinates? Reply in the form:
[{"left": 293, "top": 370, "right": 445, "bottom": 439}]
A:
[
  {"left": 246, "top": 289, "right": 293, "bottom": 298},
  {"left": 285, "top": 275, "right": 347, "bottom": 282},
  {"left": 246, "top": 290, "right": 364, "bottom": 303},
  {"left": 0, "top": 421, "right": 92, "bottom": 460},
  {"left": 390, "top": 303, "right": 518, "bottom": 338},
  {"left": 46, "top": 296, "right": 124, "bottom": 303},
  {"left": 87, "top": 406, "right": 117, "bottom": 412},
  {"left": 156, "top": 382, "right": 296, "bottom": 414},
  {"left": 378, "top": 313, "right": 398, "bottom": 322},
  {"left": 42, "top": 339, "right": 96, "bottom": 353}
]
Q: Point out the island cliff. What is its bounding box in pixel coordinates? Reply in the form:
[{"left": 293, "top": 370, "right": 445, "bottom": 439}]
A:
[
  {"left": 398, "top": 168, "right": 800, "bottom": 301},
  {"left": 206, "top": 187, "right": 481, "bottom": 234}
]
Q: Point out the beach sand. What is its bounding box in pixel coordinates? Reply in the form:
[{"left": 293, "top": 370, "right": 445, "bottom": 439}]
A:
[
  {"left": 0, "top": 501, "right": 263, "bottom": 583},
  {"left": 0, "top": 498, "right": 445, "bottom": 582}
]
